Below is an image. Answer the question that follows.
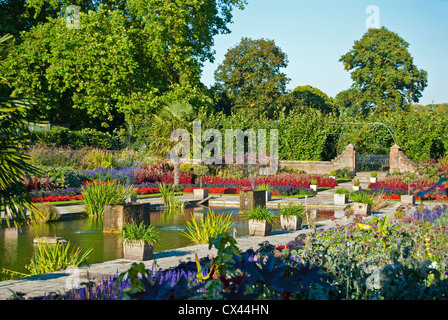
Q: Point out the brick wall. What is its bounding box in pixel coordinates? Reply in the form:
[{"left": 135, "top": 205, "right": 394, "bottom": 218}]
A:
[{"left": 389, "top": 144, "right": 418, "bottom": 173}]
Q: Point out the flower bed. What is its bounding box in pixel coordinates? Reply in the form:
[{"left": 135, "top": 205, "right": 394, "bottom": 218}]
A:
[
  {"left": 367, "top": 176, "right": 448, "bottom": 202},
  {"left": 202, "top": 173, "right": 337, "bottom": 189},
  {"left": 368, "top": 176, "right": 448, "bottom": 193},
  {"left": 14, "top": 205, "right": 448, "bottom": 300},
  {"left": 28, "top": 169, "right": 326, "bottom": 202},
  {"left": 31, "top": 195, "right": 84, "bottom": 203}
]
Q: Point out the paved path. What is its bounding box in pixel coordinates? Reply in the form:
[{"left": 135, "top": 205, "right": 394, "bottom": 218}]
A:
[{"left": 0, "top": 176, "right": 441, "bottom": 299}]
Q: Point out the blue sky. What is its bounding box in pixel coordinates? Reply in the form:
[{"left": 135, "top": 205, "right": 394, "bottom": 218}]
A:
[{"left": 200, "top": 0, "right": 448, "bottom": 105}]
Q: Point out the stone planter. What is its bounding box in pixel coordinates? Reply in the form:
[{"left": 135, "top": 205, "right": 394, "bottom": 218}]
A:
[
  {"left": 370, "top": 177, "right": 378, "bottom": 183},
  {"left": 401, "top": 195, "right": 415, "bottom": 205},
  {"left": 352, "top": 185, "right": 361, "bottom": 191},
  {"left": 330, "top": 176, "right": 337, "bottom": 180},
  {"left": 239, "top": 190, "right": 266, "bottom": 212},
  {"left": 123, "top": 239, "right": 154, "bottom": 261},
  {"left": 248, "top": 219, "right": 272, "bottom": 236},
  {"left": 334, "top": 194, "right": 348, "bottom": 205},
  {"left": 193, "top": 188, "right": 209, "bottom": 200},
  {"left": 265, "top": 191, "right": 272, "bottom": 202},
  {"left": 280, "top": 215, "right": 302, "bottom": 231},
  {"left": 310, "top": 184, "right": 318, "bottom": 192},
  {"left": 353, "top": 202, "right": 371, "bottom": 216},
  {"left": 103, "top": 202, "right": 151, "bottom": 233},
  {"left": 334, "top": 210, "right": 346, "bottom": 219}
]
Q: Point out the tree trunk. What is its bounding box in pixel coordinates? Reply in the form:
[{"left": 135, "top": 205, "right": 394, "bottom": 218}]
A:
[{"left": 174, "top": 161, "right": 180, "bottom": 186}]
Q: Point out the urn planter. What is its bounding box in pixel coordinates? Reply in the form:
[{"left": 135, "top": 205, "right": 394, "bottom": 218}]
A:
[
  {"left": 334, "top": 194, "right": 348, "bottom": 205},
  {"left": 401, "top": 195, "right": 415, "bottom": 205},
  {"left": 280, "top": 216, "right": 302, "bottom": 231},
  {"left": 248, "top": 219, "right": 272, "bottom": 236},
  {"left": 353, "top": 202, "right": 371, "bottom": 216},
  {"left": 265, "top": 191, "right": 272, "bottom": 202},
  {"left": 239, "top": 190, "right": 266, "bottom": 212},
  {"left": 123, "top": 239, "right": 154, "bottom": 261},
  {"left": 103, "top": 202, "right": 151, "bottom": 233},
  {"left": 193, "top": 188, "right": 209, "bottom": 200}
]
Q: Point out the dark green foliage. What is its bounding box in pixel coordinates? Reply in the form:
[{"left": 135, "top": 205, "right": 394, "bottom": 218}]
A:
[
  {"left": 290, "top": 85, "right": 335, "bottom": 114},
  {"left": 1, "top": 0, "right": 246, "bottom": 129},
  {"left": 30, "top": 126, "right": 123, "bottom": 150},
  {"left": 214, "top": 37, "right": 290, "bottom": 117},
  {"left": 340, "top": 27, "right": 428, "bottom": 113}
]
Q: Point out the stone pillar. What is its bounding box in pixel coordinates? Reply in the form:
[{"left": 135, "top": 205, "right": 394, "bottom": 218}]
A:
[
  {"left": 239, "top": 190, "right": 266, "bottom": 212},
  {"left": 389, "top": 144, "right": 417, "bottom": 173},
  {"left": 345, "top": 144, "right": 356, "bottom": 172},
  {"left": 103, "top": 202, "right": 151, "bottom": 233},
  {"left": 389, "top": 144, "right": 401, "bottom": 173}
]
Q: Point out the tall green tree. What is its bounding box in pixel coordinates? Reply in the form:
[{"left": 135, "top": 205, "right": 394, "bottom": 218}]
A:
[
  {"left": 0, "top": 0, "right": 60, "bottom": 37},
  {"left": 339, "top": 27, "right": 428, "bottom": 113},
  {"left": 2, "top": 8, "right": 140, "bottom": 129},
  {"left": 290, "top": 85, "right": 335, "bottom": 114},
  {"left": 1, "top": 0, "right": 246, "bottom": 130},
  {"left": 214, "top": 37, "right": 290, "bottom": 117}
]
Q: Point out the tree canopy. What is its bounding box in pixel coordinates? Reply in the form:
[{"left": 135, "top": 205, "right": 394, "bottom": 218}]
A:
[
  {"left": 213, "top": 37, "right": 290, "bottom": 117},
  {"left": 339, "top": 27, "right": 428, "bottom": 114},
  {"left": 290, "top": 85, "right": 335, "bottom": 114},
  {"left": 0, "top": 0, "right": 246, "bottom": 129}
]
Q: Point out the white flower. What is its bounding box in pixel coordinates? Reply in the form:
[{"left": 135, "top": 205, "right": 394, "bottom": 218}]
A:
[{"left": 429, "top": 261, "right": 438, "bottom": 269}]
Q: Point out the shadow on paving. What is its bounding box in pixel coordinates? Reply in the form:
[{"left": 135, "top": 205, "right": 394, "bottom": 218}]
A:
[{"left": 153, "top": 250, "right": 195, "bottom": 260}]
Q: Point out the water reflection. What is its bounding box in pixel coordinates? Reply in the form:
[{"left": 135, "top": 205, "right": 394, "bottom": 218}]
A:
[{"left": 0, "top": 207, "right": 335, "bottom": 279}]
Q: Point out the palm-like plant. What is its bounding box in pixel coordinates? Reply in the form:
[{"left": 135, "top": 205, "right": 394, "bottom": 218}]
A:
[
  {"left": 0, "top": 34, "right": 40, "bottom": 226},
  {"left": 149, "top": 102, "right": 198, "bottom": 186}
]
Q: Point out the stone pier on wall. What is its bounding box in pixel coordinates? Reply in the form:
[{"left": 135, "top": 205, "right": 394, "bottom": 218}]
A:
[
  {"left": 279, "top": 144, "right": 357, "bottom": 175},
  {"left": 389, "top": 144, "right": 418, "bottom": 173}
]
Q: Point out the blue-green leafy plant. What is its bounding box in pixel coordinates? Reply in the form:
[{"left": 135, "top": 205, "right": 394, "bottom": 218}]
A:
[
  {"left": 280, "top": 203, "right": 304, "bottom": 218},
  {"left": 244, "top": 206, "right": 275, "bottom": 223},
  {"left": 123, "top": 221, "right": 159, "bottom": 246}
]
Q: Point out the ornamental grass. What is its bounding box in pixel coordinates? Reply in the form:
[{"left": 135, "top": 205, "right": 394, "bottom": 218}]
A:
[
  {"left": 181, "top": 209, "right": 234, "bottom": 245},
  {"left": 81, "top": 180, "right": 135, "bottom": 217},
  {"left": 25, "top": 238, "right": 92, "bottom": 276}
]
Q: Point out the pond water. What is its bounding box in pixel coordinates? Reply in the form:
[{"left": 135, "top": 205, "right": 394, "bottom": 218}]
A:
[{"left": 0, "top": 207, "right": 336, "bottom": 279}]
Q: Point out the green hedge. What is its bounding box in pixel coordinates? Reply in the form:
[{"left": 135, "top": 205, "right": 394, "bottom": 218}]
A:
[
  {"left": 196, "top": 108, "right": 448, "bottom": 162},
  {"left": 31, "top": 126, "right": 123, "bottom": 150}
]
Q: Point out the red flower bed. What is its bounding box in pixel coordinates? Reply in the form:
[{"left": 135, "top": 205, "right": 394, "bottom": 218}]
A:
[
  {"left": 31, "top": 195, "right": 84, "bottom": 203},
  {"left": 382, "top": 193, "right": 448, "bottom": 201},
  {"left": 382, "top": 194, "right": 401, "bottom": 200},
  {"left": 135, "top": 187, "right": 160, "bottom": 195},
  {"left": 202, "top": 173, "right": 337, "bottom": 189},
  {"left": 368, "top": 176, "right": 447, "bottom": 192},
  {"left": 182, "top": 186, "right": 282, "bottom": 196},
  {"left": 131, "top": 168, "right": 337, "bottom": 189}
]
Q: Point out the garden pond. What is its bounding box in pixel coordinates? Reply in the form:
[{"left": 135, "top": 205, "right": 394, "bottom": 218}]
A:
[{"left": 0, "top": 206, "right": 336, "bottom": 279}]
